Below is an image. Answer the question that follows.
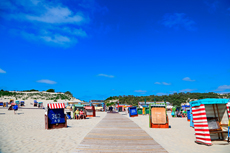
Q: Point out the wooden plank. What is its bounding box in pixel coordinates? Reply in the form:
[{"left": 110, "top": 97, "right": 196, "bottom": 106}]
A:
[{"left": 74, "top": 113, "right": 167, "bottom": 152}]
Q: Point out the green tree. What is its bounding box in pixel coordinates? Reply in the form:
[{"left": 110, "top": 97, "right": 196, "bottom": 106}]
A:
[
  {"left": 65, "top": 91, "right": 73, "bottom": 97},
  {"left": 46, "top": 89, "right": 55, "bottom": 92}
]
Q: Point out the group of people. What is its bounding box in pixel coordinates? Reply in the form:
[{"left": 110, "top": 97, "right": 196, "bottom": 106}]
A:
[
  {"left": 8, "top": 104, "right": 18, "bottom": 114},
  {"left": 75, "top": 108, "right": 86, "bottom": 119},
  {"left": 171, "top": 109, "right": 187, "bottom": 118}
]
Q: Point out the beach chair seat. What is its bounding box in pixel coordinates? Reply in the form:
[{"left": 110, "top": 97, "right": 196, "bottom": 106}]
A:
[{"left": 207, "top": 117, "right": 228, "bottom": 140}]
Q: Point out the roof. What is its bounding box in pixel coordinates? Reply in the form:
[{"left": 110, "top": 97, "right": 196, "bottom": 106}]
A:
[
  {"left": 190, "top": 98, "right": 230, "bottom": 107},
  {"left": 91, "top": 102, "right": 105, "bottom": 104},
  {"left": 139, "top": 102, "right": 171, "bottom": 105},
  {"left": 68, "top": 101, "right": 82, "bottom": 104},
  {"left": 74, "top": 104, "right": 84, "bottom": 107},
  {"left": 90, "top": 100, "right": 104, "bottom": 102},
  {"left": 47, "top": 103, "right": 65, "bottom": 109},
  {"left": 149, "top": 102, "right": 166, "bottom": 107}
]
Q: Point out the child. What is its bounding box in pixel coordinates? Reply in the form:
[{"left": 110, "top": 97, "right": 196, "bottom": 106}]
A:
[{"left": 13, "top": 104, "right": 18, "bottom": 114}]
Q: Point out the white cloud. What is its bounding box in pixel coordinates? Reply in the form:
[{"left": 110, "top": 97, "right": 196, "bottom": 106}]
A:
[
  {"left": 179, "top": 89, "right": 196, "bottom": 92},
  {"left": 97, "top": 74, "right": 114, "bottom": 78},
  {"left": 37, "top": 79, "right": 57, "bottom": 84},
  {"left": 25, "top": 6, "right": 86, "bottom": 24},
  {"left": 183, "top": 77, "right": 195, "bottom": 82},
  {"left": 62, "top": 27, "right": 87, "bottom": 37},
  {"left": 40, "top": 34, "right": 73, "bottom": 44},
  {"left": 156, "top": 92, "right": 168, "bottom": 96},
  {"left": 20, "top": 31, "right": 76, "bottom": 46},
  {"left": 162, "top": 82, "right": 171, "bottom": 85},
  {"left": 0, "top": 0, "right": 91, "bottom": 47},
  {"left": 215, "top": 85, "right": 230, "bottom": 91},
  {"left": 134, "top": 90, "right": 147, "bottom": 93},
  {"left": 160, "top": 13, "right": 196, "bottom": 31},
  {"left": 155, "top": 82, "right": 171, "bottom": 85},
  {"left": 0, "top": 68, "right": 6, "bottom": 73}
]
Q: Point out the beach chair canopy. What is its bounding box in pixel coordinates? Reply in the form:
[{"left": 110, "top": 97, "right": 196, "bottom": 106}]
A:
[
  {"left": 74, "top": 104, "right": 84, "bottom": 107},
  {"left": 47, "top": 103, "right": 65, "bottom": 109},
  {"left": 150, "top": 102, "right": 166, "bottom": 107},
  {"left": 73, "top": 104, "right": 84, "bottom": 111},
  {"left": 190, "top": 98, "right": 230, "bottom": 107},
  {"left": 85, "top": 106, "right": 94, "bottom": 109}
]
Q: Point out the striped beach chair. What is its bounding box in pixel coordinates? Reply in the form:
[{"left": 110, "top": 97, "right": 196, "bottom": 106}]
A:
[{"left": 190, "top": 98, "right": 230, "bottom": 145}]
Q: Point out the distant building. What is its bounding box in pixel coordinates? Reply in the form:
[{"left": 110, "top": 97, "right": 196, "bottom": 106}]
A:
[
  {"left": 138, "top": 101, "right": 171, "bottom": 108},
  {"left": 90, "top": 100, "right": 104, "bottom": 102},
  {"left": 108, "top": 100, "right": 119, "bottom": 103}
]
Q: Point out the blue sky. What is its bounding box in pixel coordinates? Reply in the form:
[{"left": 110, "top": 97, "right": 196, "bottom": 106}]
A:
[{"left": 0, "top": 0, "right": 230, "bottom": 101}]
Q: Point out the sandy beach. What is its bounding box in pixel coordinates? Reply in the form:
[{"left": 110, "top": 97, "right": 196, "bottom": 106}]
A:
[
  {"left": 121, "top": 111, "right": 230, "bottom": 153},
  {"left": 0, "top": 108, "right": 106, "bottom": 153},
  {"left": 0, "top": 108, "right": 229, "bottom": 153}
]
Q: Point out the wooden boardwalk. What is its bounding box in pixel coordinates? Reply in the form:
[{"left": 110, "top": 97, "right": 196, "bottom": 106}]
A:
[{"left": 74, "top": 112, "right": 167, "bottom": 152}]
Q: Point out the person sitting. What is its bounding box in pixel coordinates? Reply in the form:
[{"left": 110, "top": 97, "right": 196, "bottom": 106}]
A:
[
  {"left": 175, "top": 110, "right": 178, "bottom": 117},
  {"left": 177, "top": 111, "right": 183, "bottom": 117},
  {"left": 182, "top": 110, "right": 186, "bottom": 117},
  {"left": 75, "top": 108, "right": 80, "bottom": 119},
  {"left": 80, "top": 109, "right": 84, "bottom": 119},
  {"left": 171, "top": 111, "right": 175, "bottom": 117}
]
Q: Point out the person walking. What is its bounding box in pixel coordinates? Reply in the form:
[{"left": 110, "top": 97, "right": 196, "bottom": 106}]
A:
[{"left": 13, "top": 104, "right": 18, "bottom": 115}]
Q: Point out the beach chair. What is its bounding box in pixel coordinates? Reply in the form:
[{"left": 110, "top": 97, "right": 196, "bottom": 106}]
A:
[
  {"left": 85, "top": 106, "right": 96, "bottom": 117},
  {"left": 149, "top": 102, "right": 169, "bottom": 128},
  {"left": 190, "top": 98, "right": 230, "bottom": 145},
  {"left": 34, "top": 100, "right": 38, "bottom": 107},
  {"left": 129, "top": 107, "right": 138, "bottom": 117},
  {"left": 73, "top": 104, "right": 85, "bottom": 119},
  {"left": 10, "top": 99, "right": 14, "bottom": 104},
  {"left": 20, "top": 101, "right": 25, "bottom": 106},
  {"left": 15, "top": 100, "right": 19, "bottom": 105},
  {"left": 137, "top": 108, "right": 143, "bottom": 115},
  {"left": 45, "top": 103, "right": 67, "bottom": 129},
  {"left": 38, "top": 102, "right": 43, "bottom": 108}
]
